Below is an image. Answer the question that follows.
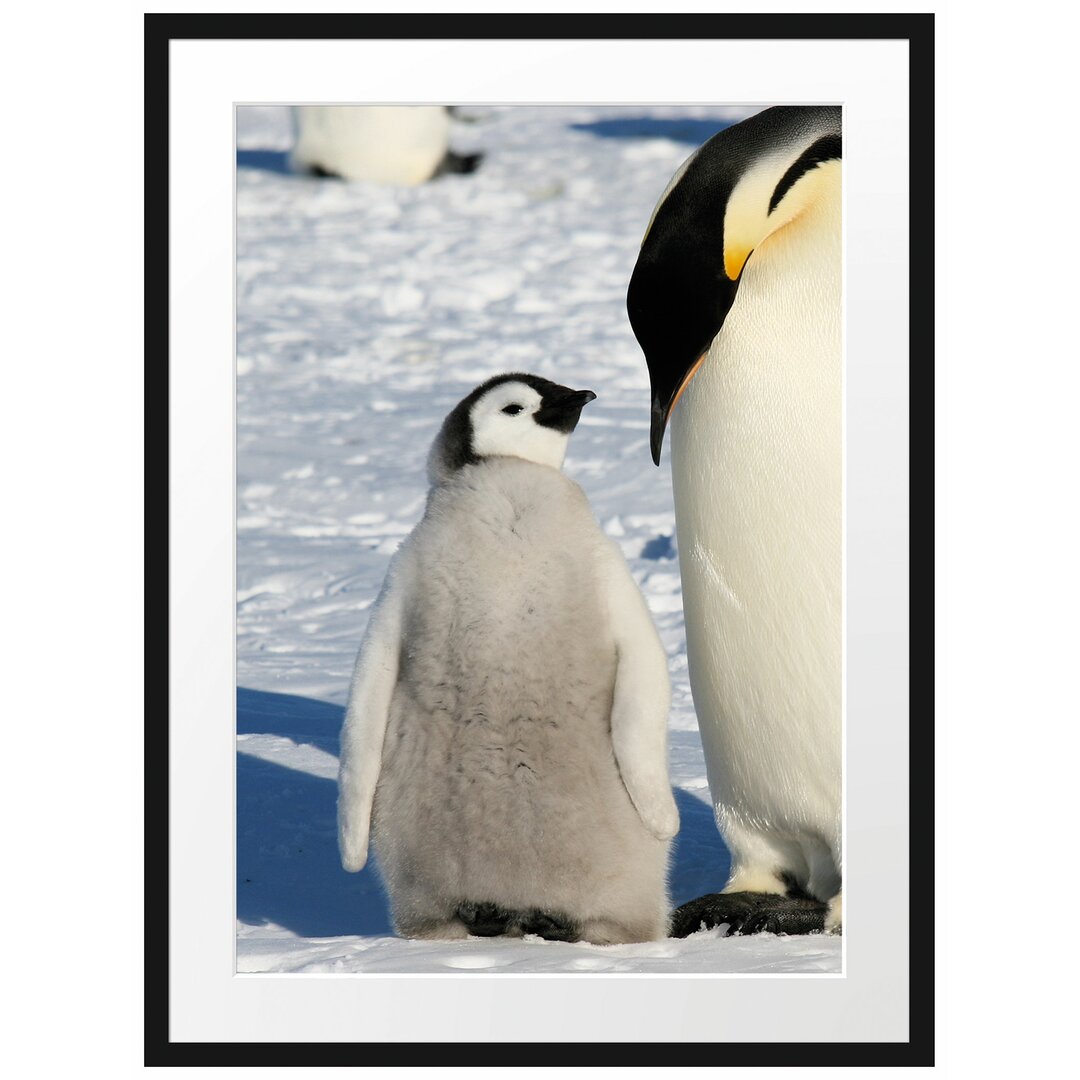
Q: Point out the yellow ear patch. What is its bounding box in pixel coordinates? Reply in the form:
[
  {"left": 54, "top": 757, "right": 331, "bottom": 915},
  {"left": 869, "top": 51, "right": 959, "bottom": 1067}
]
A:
[
  {"left": 722, "top": 152, "right": 839, "bottom": 284},
  {"left": 721, "top": 152, "right": 786, "bottom": 284}
]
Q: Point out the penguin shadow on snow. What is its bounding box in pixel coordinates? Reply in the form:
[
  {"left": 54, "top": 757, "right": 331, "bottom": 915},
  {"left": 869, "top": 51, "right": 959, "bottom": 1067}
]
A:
[
  {"left": 235, "top": 147, "right": 482, "bottom": 181},
  {"left": 237, "top": 686, "right": 730, "bottom": 940},
  {"left": 640, "top": 532, "right": 676, "bottom": 562},
  {"left": 237, "top": 687, "right": 391, "bottom": 938},
  {"left": 236, "top": 149, "right": 293, "bottom": 176},
  {"left": 668, "top": 788, "right": 732, "bottom": 909},
  {"left": 570, "top": 116, "right": 736, "bottom": 145}
]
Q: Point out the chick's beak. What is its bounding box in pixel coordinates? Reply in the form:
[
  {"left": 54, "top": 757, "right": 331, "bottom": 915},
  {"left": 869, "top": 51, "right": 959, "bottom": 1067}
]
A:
[{"left": 536, "top": 388, "right": 596, "bottom": 432}]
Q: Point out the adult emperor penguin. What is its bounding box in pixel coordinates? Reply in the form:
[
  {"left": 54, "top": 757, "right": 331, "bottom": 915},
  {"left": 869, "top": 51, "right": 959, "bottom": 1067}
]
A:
[
  {"left": 291, "top": 106, "right": 481, "bottom": 185},
  {"left": 626, "top": 106, "right": 843, "bottom": 936},
  {"left": 337, "top": 374, "right": 678, "bottom": 944}
]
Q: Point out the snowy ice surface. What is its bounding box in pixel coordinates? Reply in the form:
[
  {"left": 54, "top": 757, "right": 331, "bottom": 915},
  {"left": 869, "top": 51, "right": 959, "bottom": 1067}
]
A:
[{"left": 236, "top": 105, "right": 842, "bottom": 975}]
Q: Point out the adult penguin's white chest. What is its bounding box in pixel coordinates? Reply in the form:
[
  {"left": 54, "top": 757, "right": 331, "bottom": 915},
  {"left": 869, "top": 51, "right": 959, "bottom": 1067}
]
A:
[{"left": 670, "top": 180, "right": 842, "bottom": 842}]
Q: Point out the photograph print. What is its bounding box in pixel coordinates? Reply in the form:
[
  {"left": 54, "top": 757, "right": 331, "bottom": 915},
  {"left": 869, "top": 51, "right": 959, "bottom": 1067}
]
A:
[{"left": 235, "top": 102, "right": 843, "bottom": 975}]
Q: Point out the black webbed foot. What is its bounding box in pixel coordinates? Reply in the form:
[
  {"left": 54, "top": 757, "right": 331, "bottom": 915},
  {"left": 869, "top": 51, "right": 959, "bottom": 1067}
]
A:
[
  {"left": 457, "top": 901, "right": 579, "bottom": 941},
  {"left": 434, "top": 150, "right": 483, "bottom": 177},
  {"left": 456, "top": 901, "right": 514, "bottom": 937},
  {"left": 670, "top": 891, "right": 828, "bottom": 938},
  {"left": 520, "top": 909, "right": 580, "bottom": 942}
]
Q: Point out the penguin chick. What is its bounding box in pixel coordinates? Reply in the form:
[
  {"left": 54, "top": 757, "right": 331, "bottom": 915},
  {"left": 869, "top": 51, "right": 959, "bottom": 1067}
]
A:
[{"left": 338, "top": 373, "right": 678, "bottom": 944}]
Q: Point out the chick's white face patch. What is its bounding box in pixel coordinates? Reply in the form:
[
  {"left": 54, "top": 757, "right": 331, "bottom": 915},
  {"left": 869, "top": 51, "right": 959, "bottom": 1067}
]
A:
[{"left": 469, "top": 380, "right": 570, "bottom": 471}]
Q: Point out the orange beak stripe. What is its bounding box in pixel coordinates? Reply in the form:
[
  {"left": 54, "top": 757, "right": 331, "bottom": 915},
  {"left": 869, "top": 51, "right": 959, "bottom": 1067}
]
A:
[
  {"left": 724, "top": 245, "right": 752, "bottom": 282},
  {"left": 665, "top": 351, "right": 708, "bottom": 425}
]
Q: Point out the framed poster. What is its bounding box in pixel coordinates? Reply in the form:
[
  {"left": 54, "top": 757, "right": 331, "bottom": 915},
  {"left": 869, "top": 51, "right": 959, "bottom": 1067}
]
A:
[{"left": 151, "top": 11, "right": 932, "bottom": 1064}]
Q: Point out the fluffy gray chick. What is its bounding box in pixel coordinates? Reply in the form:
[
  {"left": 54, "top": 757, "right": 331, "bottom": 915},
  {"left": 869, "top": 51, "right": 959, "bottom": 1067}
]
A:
[{"left": 338, "top": 373, "right": 677, "bottom": 944}]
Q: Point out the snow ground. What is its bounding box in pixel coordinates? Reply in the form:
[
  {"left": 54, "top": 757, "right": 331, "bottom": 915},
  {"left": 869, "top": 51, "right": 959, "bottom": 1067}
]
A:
[{"left": 236, "top": 105, "right": 842, "bottom": 975}]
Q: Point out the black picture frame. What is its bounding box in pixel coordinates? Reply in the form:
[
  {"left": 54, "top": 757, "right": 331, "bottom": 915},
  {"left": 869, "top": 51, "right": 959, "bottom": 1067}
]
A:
[{"left": 147, "top": 11, "right": 934, "bottom": 1066}]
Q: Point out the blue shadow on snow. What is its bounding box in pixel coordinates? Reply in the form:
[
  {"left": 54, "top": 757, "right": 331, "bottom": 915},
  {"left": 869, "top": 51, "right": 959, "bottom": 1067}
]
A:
[
  {"left": 570, "top": 116, "right": 735, "bottom": 145},
  {"left": 236, "top": 148, "right": 293, "bottom": 175},
  {"left": 237, "top": 687, "right": 730, "bottom": 938},
  {"left": 237, "top": 688, "right": 391, "bottom": 937},
  {"left": 640, "top": 533, "right": 676, "bottom": 561},
  {"left": 669, "top": 788, "right": 731, "bottom": 907}
]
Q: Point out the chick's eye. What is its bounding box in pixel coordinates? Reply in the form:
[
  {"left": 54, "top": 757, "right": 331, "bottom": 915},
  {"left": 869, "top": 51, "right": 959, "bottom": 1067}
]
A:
[{"left": 502, "top": 404, "right": 524, "bottom": 416}]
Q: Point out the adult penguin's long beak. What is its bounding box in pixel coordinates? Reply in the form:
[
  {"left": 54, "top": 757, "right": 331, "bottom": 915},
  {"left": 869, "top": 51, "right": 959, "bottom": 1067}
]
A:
[
  {"left": 648, "top": 353, "right": 708, "bottom": 466},
  {"left": 630, "top": 252, "right": 738, "bottom": 468}
]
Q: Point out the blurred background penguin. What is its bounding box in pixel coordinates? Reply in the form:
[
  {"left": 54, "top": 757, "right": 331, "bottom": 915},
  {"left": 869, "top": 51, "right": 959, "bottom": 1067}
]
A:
[{"left": 291, "top": 106, "right": 482, "bottom": 185}]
